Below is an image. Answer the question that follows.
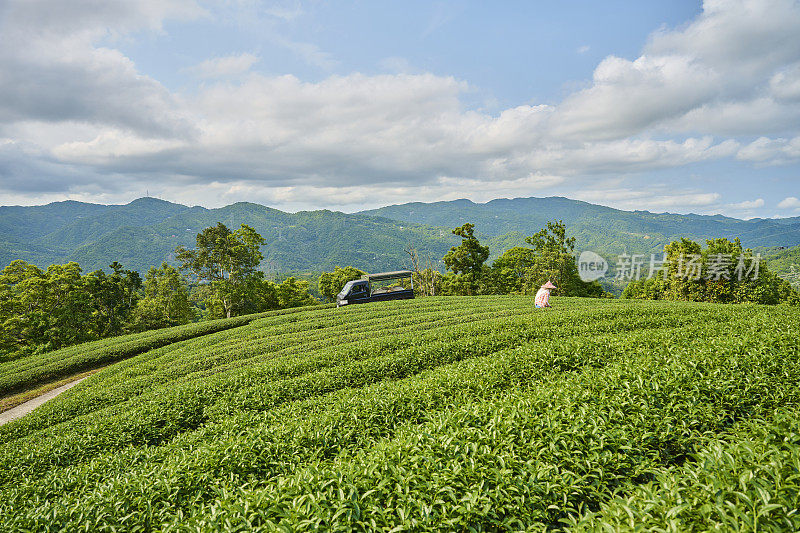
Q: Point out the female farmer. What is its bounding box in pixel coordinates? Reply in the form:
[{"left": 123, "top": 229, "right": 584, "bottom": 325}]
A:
[{"left": 534, "top": 281, "right": 556, "bottom": 308}]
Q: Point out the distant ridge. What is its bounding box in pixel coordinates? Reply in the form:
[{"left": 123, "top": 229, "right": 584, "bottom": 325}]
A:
[
  {"left": 1, "top": 196, "right": 799, "bottom": 274},
  {"left": 0, "top": 198, "right": 456, "bottom": 273},
  {"left": 357, "top": 196, "right": 800, "bottom": 252}
]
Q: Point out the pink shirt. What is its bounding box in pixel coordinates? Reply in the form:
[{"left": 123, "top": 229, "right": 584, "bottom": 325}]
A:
[{"left": 535, "top": 288, "right": 550, "bottom": 307}]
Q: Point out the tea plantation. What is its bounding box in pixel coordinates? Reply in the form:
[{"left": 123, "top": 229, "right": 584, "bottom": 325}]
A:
[{"left": 0, "top": 296, "right": 798, "bottom": 531}]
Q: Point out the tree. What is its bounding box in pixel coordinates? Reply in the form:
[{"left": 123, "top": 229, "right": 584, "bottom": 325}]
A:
[
  {"left": 488, "top": 246, "right": 536, "bottom": 294},
  {"left": 319, "top": 267, "right": 366, "bottom": 302},
  {"left": 0, "top": 260, "right": 52, "bottom": 356},
  {"left": 131, "top": 263, "right": 195, "bottom": 331},
  {"left": 176, "top": 223, "right": 266, "bottom": 318},
  {"left": 442, "top": 223, "right": 490, "bottom": 295},
  {"left": 405, "top": 247, "right": 442, "bottom": 297},
  {"left": 622, "top": 237, "right": 799, "bottom": 305},
  {"left": 43, "top": 262, "right": 95, "bottom": 348},
  {"left": 84, "top": 262, "right": 142, "bottom": 337},
  {"left": 662, "top": 238, "right": 705, "bottom": 301},
  {"left": 522, "top": 220, "right": 577, "bottom": 295},
  {"left": 0, "top": 260, "right": 141, "bottom": 359},
  {"left": 277, "top": 277, "right": 317, "bottom": 308},
  {"left": 226, "top": 272, "right": 279, "bottom": 316},
  {"left": 482, "top": 220, "right": 605, "bottom": 298}
]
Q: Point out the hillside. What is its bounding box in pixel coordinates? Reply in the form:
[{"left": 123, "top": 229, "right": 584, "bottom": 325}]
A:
[
  {"left": 0, "top": 297, "right": 798, "bottom": 530},
  {"left": 360, "top": 196, "right": 800, "bottom": 256},
  {"left": 765, "top": 245, "right": 800, "bottom": 288},
  {"left": 0, "top": 198, "right": 457, "bottom": 273},
  {"left": 3, "top": 196, "right": 800, "bottom": 275}
]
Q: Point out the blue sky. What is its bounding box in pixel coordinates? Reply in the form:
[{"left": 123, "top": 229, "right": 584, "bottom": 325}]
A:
[
  {"left": 129, "top": 1, "right": 701, "bottom": 103},
  {"left": 0, "top": 0, "right": 798, "bottom": 218}
]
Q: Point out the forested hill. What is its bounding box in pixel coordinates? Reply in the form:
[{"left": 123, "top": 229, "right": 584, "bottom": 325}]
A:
[
  {"left": 765, "top": 245, "right": 800, "bottom": 288},
  {"left": 0, "top": 198, "right": 457, "bottom": 274},
  {"left": 359, "top": 197, "right": 800, "bottom": 256},
  {"left": 2, "top": 196, "right": 800, "bottom": 274}
]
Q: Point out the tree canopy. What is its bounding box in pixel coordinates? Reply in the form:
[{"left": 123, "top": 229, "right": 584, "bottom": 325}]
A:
[
  {"left": 318, "top": 267, "right": 366, "bottom": 303},
  {"left": 0, "top": 260, "right": 141, "bottom": 360},
  {"left": 176, "top": 223, "right": 267, "bottom": 318},
  {"left": 130, "top": 263, "right": 194, "bottom": 331},
  {"left": 442, "top": 223, "right": 490, "bottom": 295},
  {"left": 622, "top": 237, "right": 799, "bottom": 305},
  {"left": 443, "top": 223, "right": 490, "bottom": 277}
]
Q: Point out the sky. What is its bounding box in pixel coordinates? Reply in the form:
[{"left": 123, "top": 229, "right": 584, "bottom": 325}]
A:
[{"left": 0, "top": 0, "right": 799, "bottom": 219}]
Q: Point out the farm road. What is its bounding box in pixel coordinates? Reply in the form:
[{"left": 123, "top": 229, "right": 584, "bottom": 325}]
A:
[{"left": 0, "top": 377, "right": 88, "bottom": 426}]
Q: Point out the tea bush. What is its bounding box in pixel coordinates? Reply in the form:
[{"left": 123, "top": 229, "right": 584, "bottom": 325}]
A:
[{"left": 0, "top": 296, "right": 797, "bottom": 531}]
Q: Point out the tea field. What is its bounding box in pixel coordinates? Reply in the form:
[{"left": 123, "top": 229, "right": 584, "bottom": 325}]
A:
[{"left": 0, "top": 296, "right": 798, "bottom": 531}]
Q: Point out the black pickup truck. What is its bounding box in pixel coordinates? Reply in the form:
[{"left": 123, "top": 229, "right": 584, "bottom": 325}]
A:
[{"left": 336, "top": 270, "right": 414, "bottom": 307}]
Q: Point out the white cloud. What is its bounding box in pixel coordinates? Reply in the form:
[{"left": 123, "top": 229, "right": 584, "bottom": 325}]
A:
[
  {"left": 552, "top": 0, "right": 800, "bottom": 140},
  {"left": 551, "top": 54, "right": 719, "bottom": 140},
  {"left": 168, "top": 173, "right": 566, "bottom": 212},
  {"left": 729, "top": 198, "right": 765, "bottom": 209},
  {"left": 572, "top": 187, "right": 722, "bottom": 212},
  {"left": 1, "top": 0, "right": 799, "bottom": 216},
  {"left": 577, "top": 45, "right": 590, "bottom": 54},
  {"left": 648, "top": 0, "right": 800, "bottom": 77},
  {"left": 53, "top": 131, "right": 185, "bottom": 162},
  {"left": 2, "top": 0, "right": 205, "bottom": 39},
  {"left": 778, "top": 196, "right": 800, "bottom": 209},
  {"left": 0, "top": 0, "right": 202, "bottom": 137},
  {"left": 185, "top": 53, "right": 259, "bottom": 78},
  {"left": 770, "top": 63, "right": 800, "bottom": 101},
  {"left": 667, "top": 97, "right": 800, "bottom": 136},
  {"left": 0, "top": 139, "right": 116, "bottom": 194},
  {"left": 737, "top": 136, "right": 800, "bottom": 164},
  {"left": 48, "top": 71, "right": 743, "bottom": 190},
  {"left": 525, "top": 137, "right": 739, "bottom": 175}
]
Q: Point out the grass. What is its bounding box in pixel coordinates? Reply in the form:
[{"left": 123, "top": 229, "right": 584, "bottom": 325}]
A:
[
  {"left": 0, "top": 296, "right": 797, "bottom": 531},
  {"left": 0, "top": 367, "right": 102, "bottom": 414}
]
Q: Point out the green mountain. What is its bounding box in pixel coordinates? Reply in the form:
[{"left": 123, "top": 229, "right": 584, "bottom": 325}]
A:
[
  {"left": 2, "top": 196, "right": 799, "bottom": 275},
  {"left": 0, "top": 198, "right": 457, "bottom": 274},
  {"left": 764, "top": 245, "right": 800, "bottom": 288},
  {"left": 359, "top": 196, "right": 800, "bottom": 257}
]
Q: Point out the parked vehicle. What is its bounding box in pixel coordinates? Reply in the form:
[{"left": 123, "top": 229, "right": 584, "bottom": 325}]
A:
[{"left": 336, "top": 270, "right": 414, "bottom": 307}]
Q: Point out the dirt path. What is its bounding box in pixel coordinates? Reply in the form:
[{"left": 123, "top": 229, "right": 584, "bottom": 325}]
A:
[{"left": 0, "top": 377, "right": 88, "bottom": 426}]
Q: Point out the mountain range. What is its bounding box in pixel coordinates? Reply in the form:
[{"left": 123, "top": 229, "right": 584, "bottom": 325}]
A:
[
  {"left": 362, "top": 197, "right": 800, "bottom": 253},
  {"left": 2, "top": 196, "right": 799, "bottom": 275}
]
